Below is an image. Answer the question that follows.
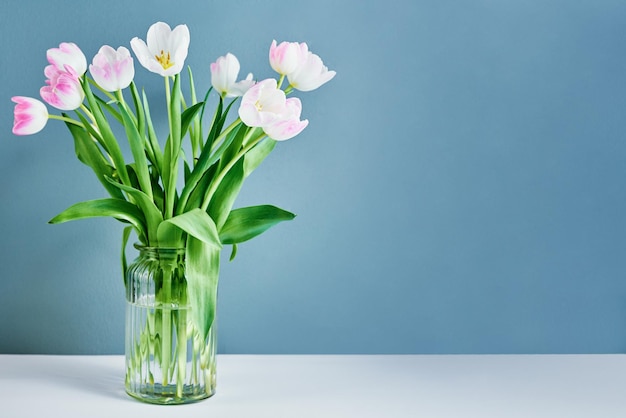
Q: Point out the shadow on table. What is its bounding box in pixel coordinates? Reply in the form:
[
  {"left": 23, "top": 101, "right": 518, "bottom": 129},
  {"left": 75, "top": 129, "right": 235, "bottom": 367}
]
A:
[{"left": 3, "top": 356, "right": 131, "bottom": 402}]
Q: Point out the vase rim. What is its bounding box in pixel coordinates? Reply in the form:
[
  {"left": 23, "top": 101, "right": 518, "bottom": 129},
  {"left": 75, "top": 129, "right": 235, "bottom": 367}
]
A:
[{"left": 133, "top": 243, "right": 185, "bottom": 253}]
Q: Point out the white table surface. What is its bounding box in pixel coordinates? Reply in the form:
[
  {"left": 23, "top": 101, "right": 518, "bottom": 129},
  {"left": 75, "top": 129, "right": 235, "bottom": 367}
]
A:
[{"left": 1, "top": 354, "right": 625, "bottom": 417}]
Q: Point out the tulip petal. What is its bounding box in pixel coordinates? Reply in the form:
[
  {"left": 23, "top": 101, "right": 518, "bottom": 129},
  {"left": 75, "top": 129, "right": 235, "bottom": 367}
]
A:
[
  {"left": 132, "top": 22, "right": 190, "bottom": 76},
  {"left": 90, "top": 45, "right": 134, "bottom": 91},
  {"left": 269, "top": 40, "right": 309, "bottom": 76},
  {"left": 11, "top": 96, "right": 48, "bottom": 135},
  {"left": 47, "top": 42, "right": 87, "bottom": 75},
  {"left": 288, "top": 51, "right": 336, "bottom": 92}
]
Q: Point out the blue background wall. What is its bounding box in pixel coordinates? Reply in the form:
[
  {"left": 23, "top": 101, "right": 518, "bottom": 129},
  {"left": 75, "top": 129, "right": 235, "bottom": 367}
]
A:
[{"left": 1, "top": 0, "right": 625, "bottom": 354}]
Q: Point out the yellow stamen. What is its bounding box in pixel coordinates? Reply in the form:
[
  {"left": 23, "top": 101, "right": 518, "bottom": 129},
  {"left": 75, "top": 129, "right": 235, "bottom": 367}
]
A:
[{"left": 155, "top": 50, "right": 174, "bottom": 70}]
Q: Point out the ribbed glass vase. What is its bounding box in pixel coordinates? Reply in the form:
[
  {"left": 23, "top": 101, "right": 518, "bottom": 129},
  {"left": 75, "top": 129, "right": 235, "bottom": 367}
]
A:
[{"left": 125, "top": 245, "right": 217, "bottom": 404}]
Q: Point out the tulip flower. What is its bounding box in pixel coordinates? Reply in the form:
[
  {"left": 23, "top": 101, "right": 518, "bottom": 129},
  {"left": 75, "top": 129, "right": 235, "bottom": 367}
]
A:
[
  {"left": 130, "top": 22, "right": 190, "bottom": 76},
  {"left": 269, "top": 40, "right": 309, "bottom": 76},
  {"left": 238, "top": 78, "right": 287, "bottom": 127},
  {"left": 210, "top": 53, "right": 255, "bottom": 98},
  {"left": 239, "top": 79, "right": 308, "bottom": 141},
  {"left": 288, "top": 51, "right": 336, "bottom": 92},
  {"left": 89, "top": 45, "right": 135, "bottom": 92},
  {"left": 262, "top": 97, "right": 308, "bottom": 141},
  {"left": 40, "top": 65, "right": 84, "bottom": 111},
  {"left": 11, "top": 96, "right": 48, "bottom": 135},
  {"left": 47, "top": 42, "right": 87, "bottom": 76}
]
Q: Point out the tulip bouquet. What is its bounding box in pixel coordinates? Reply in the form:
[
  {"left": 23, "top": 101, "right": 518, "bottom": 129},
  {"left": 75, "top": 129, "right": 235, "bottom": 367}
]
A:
[{"left": 11, "top": 21, "right": 334, "bottom": 403}]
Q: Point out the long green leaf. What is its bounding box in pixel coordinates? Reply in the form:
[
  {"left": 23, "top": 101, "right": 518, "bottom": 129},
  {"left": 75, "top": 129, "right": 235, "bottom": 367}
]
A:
[
  {"left": 207, "top": 159, "right": 245, "bottom": 230},
  {"left": 142, "top": 90, "right": 163, "bottom": 175},
  {"left": 244, "top": 137, "right": 276, "bottom": 177},
  {"left": 157, "top": 208, "right": 222, "bottom": 249},
  {"left": 49, "top": 198, "right": 147, "bottom": 241},
  {"left": 105, "top": 176, "right": 163, "bottom": 244},
  {"left": 186, "top": 236, "right": 220, "bottom": 343},
  {"left": 129, "top": 82, "right": 145, "bottom": 142},
  {"left": 220, "top": 205, "right": 296, "bottom": 244},
  {"left": 81, "top": 77, "right": 130, "bottom": 186},
  {"left": 64, "top": 119, "right": 125, "bottom": 200},
  {"left": 177, "top": 123, "right": 244, "bottom": 215},
  {"left": 121, "top": 226, "right": 133, "bottom": 286},
  {"left": 185, "top": 162, "right": 217, "bottom": 211},
  {"left": 188, "top": 67, "right": 202, "bottom": 158},
  {"left": 181, "top": 102, "right": 204, "bottom": 138},
  {"left": 118, "top": 103, "right": 153, "bottom": 200},
  {"left": 92, "top": 95, "right": 122, "bottom": 124}
]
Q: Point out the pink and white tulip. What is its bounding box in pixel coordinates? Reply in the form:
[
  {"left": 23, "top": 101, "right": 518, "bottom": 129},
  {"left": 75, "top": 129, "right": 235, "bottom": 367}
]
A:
[
  {"left": 11, "top": 96, "right": 48, "bottom": 135},
  {"left": 40, "top": 65, "right": 84, "bottom": 110},
  {"left": 238, "top": 78, "right": 287, "bottom": 127},
  {"left": 130, "top": 22, "right": 190, "bottom": 77},
  {"left": 262, "top": 97, "right": 308, "bottom": 141},
  {"left": 288, "top": 52, "right": 336, "bottom": 92},
  {"left": 210, "top": 53, "right": 255, "bottom": 98},
  {"left": 269, "top": 40, "right": 308, "bottom": 76},
  {"left": 239, "top": 79, "right": 308, "bottom": 141},
  {"left": 47, "top": 42, "right": 87, "bottom": 76},
  {"left": 89, "top": 45, "right": 135, "bottom": 92}
]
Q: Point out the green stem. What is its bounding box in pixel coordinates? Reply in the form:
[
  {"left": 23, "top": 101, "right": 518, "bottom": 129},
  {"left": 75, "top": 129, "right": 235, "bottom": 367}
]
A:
[
  {"left": 48, "top": 114, "right": 83, "bottom": 127},
  {"left": 79, "top": 104, "right": 96, "bottom": 123},
  {"left": 87, "top": 77, "right": 117, "bottom": 102},
  {"left": 200, "top": 132, "right": 266, "bottom": 211},
  {"left": 115, "top": 90, "right": 130, "bottom": 116},
  {"left": 175, "top": 118, "right": 242, "bottom": 215},
  {"left": 176, "top": 309, "right": 187, "bottom": 397},
  {"left": 164, "top": 76, "right": 175, "bottom": 219},
  {"left": 161, "top": 263, "right": 173, "bottom": 386},
  {"left": 210, "top": 118, "right": 241, "bottom": 153}
]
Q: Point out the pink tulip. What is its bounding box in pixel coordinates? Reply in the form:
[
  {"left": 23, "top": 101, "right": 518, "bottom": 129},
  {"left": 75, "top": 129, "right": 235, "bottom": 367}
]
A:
[
  {"left": 269, "top": 40, "right": 308, "bottom": 76},
  {"left": 238, "top": 78, "right": 287, "bottom": 127},
  {"left": 89, "top": 45, "right": 135, "bottom": 92},
  {"left": 47, "top": 42, "right": 87, "bottom": 76},
  {"left": 11, "top": 96, "right": 48, "bottom": 135},
  {"left": 130, "top": 22, "right": 190, "bottom": 76},
  {"left": 40, "top": 65, "right": 84, "bottom": 110},
  {"left": 210, "top": 53, "right": 255, "bottom": 97},
  {"left": 239, "top": 79, "right": 308, "bottom": 141},
  {"left": 262, "top": 97, "right": 308, "bottom": 141},
  {"left": 288, "top": 52, "right": 336, "bottom": 92}
]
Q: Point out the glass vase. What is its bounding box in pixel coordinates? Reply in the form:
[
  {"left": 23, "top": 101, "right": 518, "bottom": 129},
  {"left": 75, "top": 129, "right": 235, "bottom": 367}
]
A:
[{"left": 125, "top": 245, "right": 217, "bottom": 404}]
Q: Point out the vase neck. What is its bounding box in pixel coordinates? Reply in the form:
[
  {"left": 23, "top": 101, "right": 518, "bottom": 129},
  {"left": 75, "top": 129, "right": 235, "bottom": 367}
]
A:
[{"left": 135, "top": 245, "right": 185, "bottom": 262}]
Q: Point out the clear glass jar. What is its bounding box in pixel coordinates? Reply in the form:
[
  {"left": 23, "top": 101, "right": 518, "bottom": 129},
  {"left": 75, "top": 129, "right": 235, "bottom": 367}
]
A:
[{"left": 125, "top": 245, "right": 217, "bottom": 404}]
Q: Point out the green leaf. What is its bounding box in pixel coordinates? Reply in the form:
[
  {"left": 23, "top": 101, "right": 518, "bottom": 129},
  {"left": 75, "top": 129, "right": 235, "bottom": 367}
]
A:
[
  {"left": 185, "top": 236, "right": 220, "bottom": 343},
  {"left": 220, "top": 205, "right": 296, "bottom": 244},
  {"left": 118, "top": 103, "right": 153, "bottom": 200},
  {"left": 244, "top": 137, "right": 276, "bottom": 177},
  {"left": 207, "top": 159, "right": 245, "bottom": 230},
  {"left": 185, "top": 162, "right": 217, "bottom": 210},
  {"left": 49, "top": 198, "right": 147, "bottom": 241},
  {"left": 63, "top": 118, "right": 125, "bottom": 200},
  {"left": 181, "top": 102, "right": 204, "bottom": 138},
  {"left": 81, "top": 77, "right": 130, "bottom": 186},
  {"left": 105, "top": 176, "right": 163, "bottom": 244},
  {"left": 121, "top": 226, "right": 133, "bottom": 286},
  {"left": 229, "top": 244, "right": 238, "bottom": 261},
  {"left": 129, "top": 82, "right": 146, "bottom": 142},
  {"left": 177, "top": 123, "right": 244, "bottom": 215},
  {"left": 142, "top": 90, "right": 163, "bottom": 175},
  {"left": 204, "top": 96, "right": 223, "bottom": 152},
  {"left": 93, "top": 94, "right": 122, "bottom": 124},
  {"left": 157, "top": 208, "right": 222, "bottom": 249}
]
